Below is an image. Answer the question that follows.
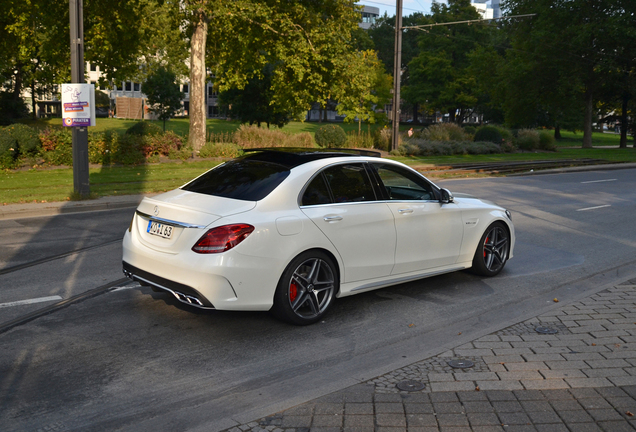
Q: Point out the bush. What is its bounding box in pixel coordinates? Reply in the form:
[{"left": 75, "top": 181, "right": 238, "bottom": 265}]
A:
[
  {"left": 40, "top": 128, "right": 73, "bottom": 165},
  {"left": 391, "top": 139, "right": 501, "bottom": 157},
  {"left": 346, "top": 131, "right": 374, "bottom": 148},
  {"left": 0, "top": 128, "right": 19, "bottom": 168},
  {"left": 110, "top": 133, "right": 145, "bottom": 165},
  {"left": 234, "top": 124, "right": 315, "bottom": 148},
  {"left": 140, "top": 131, "right": 184, "bottom": 157},
  {"left": 125, "top": 121, "right": 163, "bottom": 136},
  {"left": 421, "top": 123, "right": 469, "bottom": 142},
  {"left": 373, "top": 127, "right": 392, "bottom": 151},
  {"left": 515, "top": 129, "right": 540, "bottom": 151},
  {"left": 538, "top": 130, "right": 557, "bottom": 151},
  {"left": 6, "top": 124, "right": 41, "bottom": 155},
  {"left": 198, "top": 142, "right": 243, "bottom": 158},
  {"left": 474, "top": 125, "right": 503, "bottom": 144},
  {"left": 463, "top": 125, "right": 477, "bottom": 135},
  {"left": 315, "top": 124, "right": 347, "bottom": 148}
]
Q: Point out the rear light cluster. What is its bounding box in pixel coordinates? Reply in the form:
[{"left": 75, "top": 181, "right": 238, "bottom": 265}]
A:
[{"left": 192, "top": 224, "right": 254, "bottom": 254}]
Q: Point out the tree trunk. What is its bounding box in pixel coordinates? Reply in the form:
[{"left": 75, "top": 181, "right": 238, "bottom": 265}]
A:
[
  {"left": 30, "top": 79, "right": 37, "bottom": 119},
  {"left": 188, "top": 10, "right": 208, "bottom": 152},
  {"left": 358, "top": 118, "right": 361, "bottom": 135},
  {"left": 620, "top": 92, "right": 629, "bottom": 148},
  {"left": 413, "top": 103, "right": 419, "bottom": 123},
  {"left": 318, "top": 106, "right": 323, "bottom": 123},
  {"left": 554, "top": 124, "right": 562, "bottom": 140},
  {"left": 582, "top": 86, "right": 593, "bottom": 148}
]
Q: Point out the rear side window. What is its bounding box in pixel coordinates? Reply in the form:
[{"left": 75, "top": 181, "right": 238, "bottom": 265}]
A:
[
  {"left": 182, "top": 160, "right": 290, "bottom": 201},
  {"left": 301, "top": 163, "right": 376, "bottom": 205}
]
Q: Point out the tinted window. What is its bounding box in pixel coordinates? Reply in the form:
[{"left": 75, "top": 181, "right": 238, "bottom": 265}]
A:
[
  {"left": 373, "top": 163, "right": 436, "bottom": 201},
  {"left": 182, "top": 159, "right": 289, "bottom": 201},
  {"left": 323, "top": 164, "right": 376, "bottom": 203},
  {"left": 301, "top": 174, "right": 332, "bottom": 206}
]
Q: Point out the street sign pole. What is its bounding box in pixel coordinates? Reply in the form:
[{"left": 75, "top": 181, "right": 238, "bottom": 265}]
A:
[
  {"left": 70, "top": 0, "right": 90, "bottom": 197},
  {"left": 391, "top": 0, "right": 403, "bottom": 151}
]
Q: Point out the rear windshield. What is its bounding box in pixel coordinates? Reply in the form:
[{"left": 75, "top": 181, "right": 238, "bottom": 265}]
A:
[{"left": 181, "top": 159, "right": 290, "bottom": 201}]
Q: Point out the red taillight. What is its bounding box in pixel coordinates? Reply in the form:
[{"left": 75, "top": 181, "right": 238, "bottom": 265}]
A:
[{"left": 192, "top": 224, "right": 255, "bottom": 254}]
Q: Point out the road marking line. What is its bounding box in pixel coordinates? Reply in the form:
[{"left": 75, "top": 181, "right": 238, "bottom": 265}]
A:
[
  {"left": 0, "top": 295, "right": 63, "bottom": 309},
  {"left": 581, "top": 179, "right": 617, "bottom": 184},
  {"left": 112, "top": 285, "right": 136, "bottom": 292},
  {"left": 577, "top": 205, "right": 611, "bottom": 212}
]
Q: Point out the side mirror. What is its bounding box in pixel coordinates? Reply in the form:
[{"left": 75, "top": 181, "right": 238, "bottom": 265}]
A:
[{"left": 440, "top": 188, "right": 454, "bottom": 204}]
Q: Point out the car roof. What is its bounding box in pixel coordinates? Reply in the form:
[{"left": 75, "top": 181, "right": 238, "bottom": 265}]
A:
[{"left": 242, "top": 148, "right": 382, "bottom": 169}]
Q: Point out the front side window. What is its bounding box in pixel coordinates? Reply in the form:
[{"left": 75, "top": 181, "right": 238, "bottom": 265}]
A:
[
  {"left": 373, "top": 163, "right": 437, "bottom": 201},
  {"left": 182, "top": 159, "right": 290, "bottom": 201}
]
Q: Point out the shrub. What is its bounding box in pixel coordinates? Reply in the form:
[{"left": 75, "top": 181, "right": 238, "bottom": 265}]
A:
[
  {"left": 141, "top": 131, "right": 184, "bottom": 157},
  {"left": 515, "top": 129, "right": 540, "bottom": 151},
  {"left": 315, "top": 124, "right": 347, "bottom": 148},
  {"left": 6, "top": 124, "right": 41, "bottom": 155},
  {"left": 346, "top": 131, "right": 374, "bottom": 149},
  {"left": 373, "top": 127, "right": 392, "bottom": 151},
  {"left": 421, "top": 123, "right": 468, "bottom": 142},
  {"left": 234, "top": 124, "right": 315, "bottom": 148},
  {"left": 207, "top": 131, "right": 236, "bottom": 144},
  {"left": 40, "top": 128, "right": 73, "bottom": 165},
  {"left": 198, "top": 142, "right": 243, "bottom": 158},
  {"left": 111, "top": 133, "right": 145, "bottom": 165},
  {"left": 463, "top": 125, "right": 476, "bottom": 135},
  {"left": 474, "top": 125, "right": 503, "bottom": 144},
  {"left": 538, "top": 130, "right": 557, "bottom": 151},
  {"left": 0, "top": 128, "right": 19, "bottom": 168},
  {"left": 125, "top": 121, "right": 163, "bottom": 136},
  {"left": 392, "top": 139, "right": 501, "bottom": 157}
]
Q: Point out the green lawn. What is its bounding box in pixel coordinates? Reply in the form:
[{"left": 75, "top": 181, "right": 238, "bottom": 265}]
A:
[
  {"left": 555, "top": 130, "right": 631, "bottom": 147},
  {"left": 3, "top": 119, "right": 635, "bottom": 205}
]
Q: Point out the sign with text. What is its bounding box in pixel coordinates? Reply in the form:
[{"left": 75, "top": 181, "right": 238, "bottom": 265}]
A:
[{"left": 61, "top": 83, "right": 95, "bottom": 127}]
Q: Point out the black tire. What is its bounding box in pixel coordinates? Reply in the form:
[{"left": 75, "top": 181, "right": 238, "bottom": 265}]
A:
[
  {"left": 272, "top": 251, "right": 339, "bottom": 325},
  {"left": 471, "top": 221, "right": 509, "bottom": 277}
]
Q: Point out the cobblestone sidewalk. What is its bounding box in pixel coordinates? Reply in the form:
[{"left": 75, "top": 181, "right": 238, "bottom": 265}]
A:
[{"left": 224, "top": 280, "right": 636, "bottom": 432}]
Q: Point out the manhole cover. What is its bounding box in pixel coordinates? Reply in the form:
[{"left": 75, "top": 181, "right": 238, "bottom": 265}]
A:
[
  {"left": 396, "top": 380, "right": 426, "bottom": 392},
  {"left": 448, "top": 359, "right": 474, "bottom": 369},
  {"left": 535, "top": 326, "right": 558, "bottom": 334}
]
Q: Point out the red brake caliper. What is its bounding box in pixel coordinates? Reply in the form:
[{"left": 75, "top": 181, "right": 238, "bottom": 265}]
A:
[
  {"left": 484, "top": 237, "right": 489, "bottom": 258},
  {"left": 289, "top": 282, "right": 298, "bottom": 302}
]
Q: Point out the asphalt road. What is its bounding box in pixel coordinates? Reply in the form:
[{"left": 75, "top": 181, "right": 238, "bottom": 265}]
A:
[{"left": 1, "top": 168, "right": 635, "bottom": 432}]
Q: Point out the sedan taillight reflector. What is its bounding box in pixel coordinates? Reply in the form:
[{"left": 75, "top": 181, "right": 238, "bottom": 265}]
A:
[{"left": 192, "top": 224, "right": 254, "bottom": 254}]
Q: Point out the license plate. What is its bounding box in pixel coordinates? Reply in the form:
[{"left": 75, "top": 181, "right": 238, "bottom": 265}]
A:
[{"left": 147, "top": 220, "right": 173, "bottom": 239}]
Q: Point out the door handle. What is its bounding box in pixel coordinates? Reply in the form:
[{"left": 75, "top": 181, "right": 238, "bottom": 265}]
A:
[
  {"left": 323, "top": 216, "right": 343, "bottom": 222},
  {"left": 398, "top": 208, "right": 413, "bottom": 214}
]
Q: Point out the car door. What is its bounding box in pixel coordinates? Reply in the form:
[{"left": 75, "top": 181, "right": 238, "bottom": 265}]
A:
[
  {"left": 371, "top": 163, "right": 464, "bottom": 274},
  {"left": 300, "top": 162, "right": 396, "bottom": 283}
]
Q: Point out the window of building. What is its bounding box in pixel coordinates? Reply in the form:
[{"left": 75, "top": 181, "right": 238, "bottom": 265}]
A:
[
  {"left": 134, "top": 82, "right": 140, "bottom": 92},
  {"left": 125, "top": 81, "right": 132, "bottom": 91},
  {"left": 182, "top": 83, "right": 189, "bottom": 93},
  {"left": 90, "top": 63, "right": 97, "bottom": 72}
]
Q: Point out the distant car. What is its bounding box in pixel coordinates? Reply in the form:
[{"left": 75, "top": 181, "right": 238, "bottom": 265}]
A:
[{"left": 122, "top": 148, "right": 514, "bottom": 325}]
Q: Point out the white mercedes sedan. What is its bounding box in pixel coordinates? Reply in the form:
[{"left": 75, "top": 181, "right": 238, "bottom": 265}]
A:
[{"left": 122, "top": 148, "right": 514, "bottom": 325}]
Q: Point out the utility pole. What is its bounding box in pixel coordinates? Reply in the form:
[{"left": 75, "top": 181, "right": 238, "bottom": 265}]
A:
[
  {"left": 391, "top": 0, "right": 403, "bottom": 151},
  {"left": 69, "top": 0, "right": 90, "bottom": 197}
]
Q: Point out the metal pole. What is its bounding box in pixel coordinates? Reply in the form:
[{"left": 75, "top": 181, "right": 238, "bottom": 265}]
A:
[
  {"left": 70, "top": 0, "right": 90, "bottom": 197},
  {"left": 391, "top": 0, "right": 403, "bottom": 151}
]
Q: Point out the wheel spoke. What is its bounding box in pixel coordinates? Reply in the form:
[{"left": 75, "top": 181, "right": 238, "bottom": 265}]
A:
[
  {"left": 286, "top": 257, "right": 336, "bottom": 320},
  {"left": 483, "top": 227, "right": 508, "bottom": 271}
]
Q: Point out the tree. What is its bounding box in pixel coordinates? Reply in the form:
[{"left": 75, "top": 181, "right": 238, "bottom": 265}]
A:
[
  {"left": 335, "top": 50, "right": 392, "bottom": 133},
  {"left": 403, "top": 0, "right": 489, "bottom": 124},
  {"left": 503, "top": 0, "right": 635, "bottom": 147},
  {"left": 143, "top": 66, "right": 184, "bottom": 131},
  {"left": 367, "top": 13, "right": 425, "bottom": 121},
  {"left": 181, "top": 0, "right": 361, "bottom": 150},
  {"left": 220, "top": 64, "right": 297, "bottom": 128}
]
